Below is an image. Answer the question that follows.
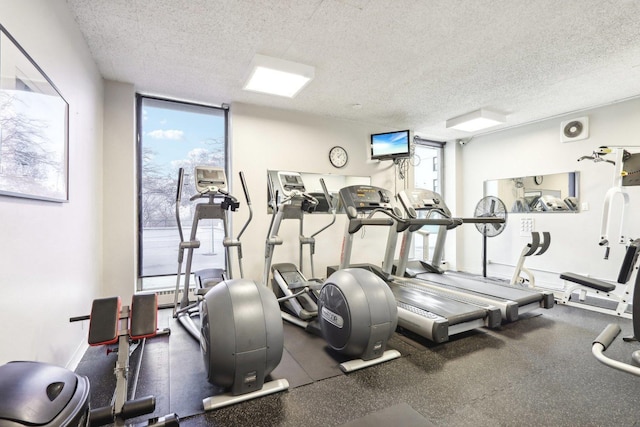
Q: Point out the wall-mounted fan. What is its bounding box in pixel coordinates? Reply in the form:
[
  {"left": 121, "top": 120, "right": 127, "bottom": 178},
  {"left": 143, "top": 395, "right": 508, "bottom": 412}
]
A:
[
  {"left": 560, "top": 116, "right": 589, "bottom": 143},
  {"left": 474, "top": 196, "right": 507, "bottom": 277}
]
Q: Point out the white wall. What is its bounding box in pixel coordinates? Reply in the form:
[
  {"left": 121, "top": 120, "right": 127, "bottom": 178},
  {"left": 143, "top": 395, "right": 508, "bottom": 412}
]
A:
[
  {"left": 0, "top": 0, "right": 104, "bottom": 366},
  {"left": 456, "top": 98, "right": 640, "bottom": 290},
  {"left": 230, "top": 103, "right": 401, "bottom": 284},
  {"left": 102, "top": 81, "right": 137, "bottom": 300}
]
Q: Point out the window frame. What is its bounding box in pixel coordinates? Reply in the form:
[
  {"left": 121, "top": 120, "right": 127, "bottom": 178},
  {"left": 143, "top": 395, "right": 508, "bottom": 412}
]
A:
[
  {"left": 135, "top": 94, "right": 229, "bottom": 290},
  {"left": 413, "top": 137, "right": 445, "bottom": 195}
]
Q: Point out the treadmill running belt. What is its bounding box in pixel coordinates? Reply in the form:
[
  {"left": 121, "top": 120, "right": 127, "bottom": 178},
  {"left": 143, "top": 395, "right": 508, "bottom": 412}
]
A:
[
  {"left": 392, "top": 285, "right": 487, "bottom": 324},
  {"left": 418, "top": 272, "right": 542, "bottom": 305}
]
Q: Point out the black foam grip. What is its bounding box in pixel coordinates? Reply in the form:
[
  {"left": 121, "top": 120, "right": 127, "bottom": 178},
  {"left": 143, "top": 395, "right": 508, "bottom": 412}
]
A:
[
  {"left": 121, "top": 396, "right": 156, "bottom": 419},
  {"left": 89, "top": 405, "right": 114, "bottom": 426}
]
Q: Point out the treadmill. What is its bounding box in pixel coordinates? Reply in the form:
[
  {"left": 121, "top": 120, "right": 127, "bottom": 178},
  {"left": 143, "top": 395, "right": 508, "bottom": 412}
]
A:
[
  {"left": 394, "top": 188, "right": 554, "bottom": 322},
  {"left": 334, "top": 184, "right": 502, "bottom": 343}
]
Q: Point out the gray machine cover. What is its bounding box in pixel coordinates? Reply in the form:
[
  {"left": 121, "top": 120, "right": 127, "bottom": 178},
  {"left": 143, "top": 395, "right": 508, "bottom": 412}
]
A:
[
  {"left": 0, "top": 361, "right": 90, "bottom": 426},
  {"left": 318, "top": 268, "right": 398, "bottom": 360},
  {"left": 200, "top": 278, "right": 284, "bottom": 395}
]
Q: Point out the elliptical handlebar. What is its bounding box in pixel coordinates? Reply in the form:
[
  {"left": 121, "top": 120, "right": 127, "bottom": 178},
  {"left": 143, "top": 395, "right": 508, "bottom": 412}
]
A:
[
  {"left": 303, "top": 192, "right": 319, "bottom": 210},
  {"left": 310, "top": 178, "right": 337, "bottom": 239},
  {"left": 240, "top": 171, "right": 252, "bottom": 204},
  {"left": 236, "top": 171, "right": 253, "bottom": 241},
  {"left": 175, "top": 168, "right": 186, "bottom": 244}
]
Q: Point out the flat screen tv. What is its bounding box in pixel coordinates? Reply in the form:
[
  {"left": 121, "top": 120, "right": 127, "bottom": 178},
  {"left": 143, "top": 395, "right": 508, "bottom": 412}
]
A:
[{"left": 370, "top": 130, "right": 411, "bottom": 160}]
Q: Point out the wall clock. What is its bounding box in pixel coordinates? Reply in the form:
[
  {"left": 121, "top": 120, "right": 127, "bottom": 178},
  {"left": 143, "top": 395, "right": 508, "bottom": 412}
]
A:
[
  {"left": 329, "top": 146, "right": 348, "bottom": 168},
  {"left": 534, "top": 175, "right": 544, "bottom": 185}
]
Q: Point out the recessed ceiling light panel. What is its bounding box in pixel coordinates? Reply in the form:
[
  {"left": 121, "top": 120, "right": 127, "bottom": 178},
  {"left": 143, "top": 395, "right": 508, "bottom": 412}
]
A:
[
  {"left": 243, "top": 54, "right": 314, "bottom": 98},
  {"left": 446, "top": 108, "right": 506, "bottom": 132}
]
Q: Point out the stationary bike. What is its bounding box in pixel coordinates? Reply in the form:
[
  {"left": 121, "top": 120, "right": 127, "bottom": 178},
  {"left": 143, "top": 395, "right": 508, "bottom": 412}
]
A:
[{"left": 173, "top": 166, "right": 288, "bottom": 410}]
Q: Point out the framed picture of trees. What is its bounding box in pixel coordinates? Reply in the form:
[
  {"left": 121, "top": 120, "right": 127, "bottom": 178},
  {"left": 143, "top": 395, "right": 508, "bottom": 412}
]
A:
[{"left": 0, "top": 24, "right": 69, "bottom": 202}]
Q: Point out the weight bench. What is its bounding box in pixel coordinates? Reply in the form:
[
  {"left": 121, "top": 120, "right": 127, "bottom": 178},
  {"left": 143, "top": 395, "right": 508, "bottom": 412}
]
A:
[
  {"left": 75, "top": 294, "right": 178, "bottom": 427},
  {"left": 558, "top": 238, "right": 640, "bottom": 319}
]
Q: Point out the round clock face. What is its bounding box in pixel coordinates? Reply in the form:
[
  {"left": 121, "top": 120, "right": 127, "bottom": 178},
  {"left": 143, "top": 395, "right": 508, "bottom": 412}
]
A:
[
  {"left": 534, "top": 175, "right": 543, "bottom": 185},
  {"left": 329, "top": 146, "right": 348, "bottom": 168}
]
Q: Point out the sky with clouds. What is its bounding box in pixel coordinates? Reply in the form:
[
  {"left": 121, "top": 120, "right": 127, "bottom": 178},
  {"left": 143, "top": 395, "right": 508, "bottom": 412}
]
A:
[{"left": 141, "top": 101, "right": 225, "bottom": 171}]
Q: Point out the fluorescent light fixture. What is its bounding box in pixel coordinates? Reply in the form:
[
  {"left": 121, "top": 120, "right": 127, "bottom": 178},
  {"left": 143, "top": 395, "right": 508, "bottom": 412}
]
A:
[
  {"left": 446, "top": 108, "right": 507, "bottom": 132},
  {"left": 243, "top": 54, "right": 314, "bottom": 98}
]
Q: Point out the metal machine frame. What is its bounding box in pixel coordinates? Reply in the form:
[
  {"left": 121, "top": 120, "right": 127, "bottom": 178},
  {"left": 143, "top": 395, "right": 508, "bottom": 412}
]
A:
[{"left": 173, "top": 166, "right": 251, "bottom": 338}]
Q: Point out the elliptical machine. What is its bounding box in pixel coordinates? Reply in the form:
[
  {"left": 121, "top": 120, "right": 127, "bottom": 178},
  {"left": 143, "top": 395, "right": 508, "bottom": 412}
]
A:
[
  {"left": 264, "top": 171, "right": 400, "bottom": 372},
  {"left": 173, "top": 166, "right": 288, "bottom": 410},
  {"left": 265, "top": 171, "right": 335, "bottom": 332},
  {"left": 173, "top": 166, "right": 252, "bottom": 337}
]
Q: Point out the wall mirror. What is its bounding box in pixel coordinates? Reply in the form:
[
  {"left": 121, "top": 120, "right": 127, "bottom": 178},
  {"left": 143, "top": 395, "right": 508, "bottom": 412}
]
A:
[
  {"left": 484, "top": 172, "right": 579, "bottom": 213},
  {"left": 267, "top": 170, "right": 370, "bottom": 213}
]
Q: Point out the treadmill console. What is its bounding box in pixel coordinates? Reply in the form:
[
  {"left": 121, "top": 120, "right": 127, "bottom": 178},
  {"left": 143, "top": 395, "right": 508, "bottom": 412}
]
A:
[
  {"left": 397, "top": 188, "right": 451, "bottom": 218},
  {"left": 276, "top": 171, "right": 306, "bottom": 196},
  {"left": 195, "top": 166, "right": 227, "bottom": 193},
  {"left": 339, "top": 185, "right": 396, "bottom": 218}
]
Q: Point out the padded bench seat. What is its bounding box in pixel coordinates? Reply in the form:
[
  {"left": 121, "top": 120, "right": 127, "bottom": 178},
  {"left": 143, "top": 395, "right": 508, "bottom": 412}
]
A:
[{"left": 560, "top": 272, "right": 616, "bottom": 292}]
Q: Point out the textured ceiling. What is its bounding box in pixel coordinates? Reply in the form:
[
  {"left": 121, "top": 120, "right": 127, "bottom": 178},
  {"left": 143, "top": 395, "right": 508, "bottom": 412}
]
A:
[{"left": 65, "top": 0, "right": 640, "bottom": 140}]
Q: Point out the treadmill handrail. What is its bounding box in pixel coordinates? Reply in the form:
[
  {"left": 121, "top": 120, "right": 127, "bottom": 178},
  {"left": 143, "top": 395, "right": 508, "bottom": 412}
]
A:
[
  {"left": 348, "top": 217, "right": 395, "bottom": 234},
  {"left": 459, "top": 217, "right": 505, "bottom": 224},
  {"left": 405, "top": 217, "right": 462, "bottom": 229}
]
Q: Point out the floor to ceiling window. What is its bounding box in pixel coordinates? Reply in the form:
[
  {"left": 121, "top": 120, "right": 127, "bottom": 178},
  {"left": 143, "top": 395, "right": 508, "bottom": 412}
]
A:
[
  {"left": 412, "top": 138, "right": 445, "bottom": 262},
  {"left": 136, "top": 95, "right": 228, "bottom": 290}
]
